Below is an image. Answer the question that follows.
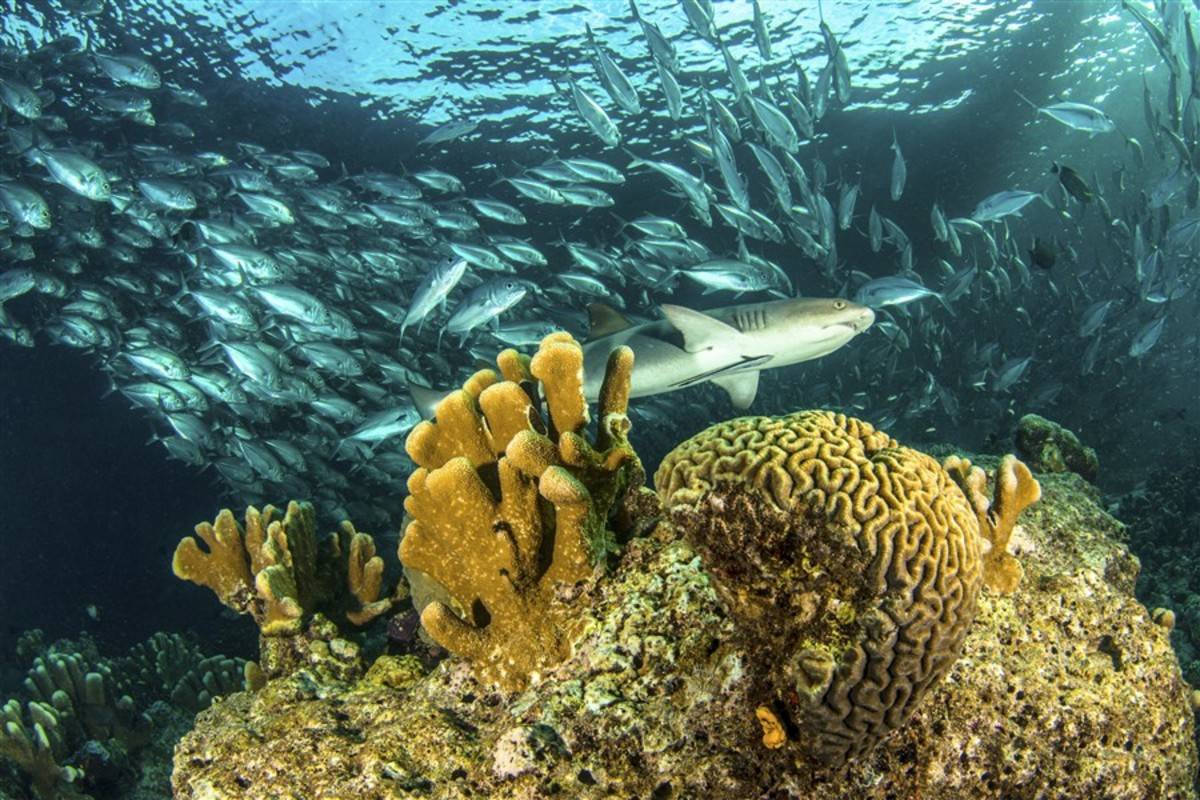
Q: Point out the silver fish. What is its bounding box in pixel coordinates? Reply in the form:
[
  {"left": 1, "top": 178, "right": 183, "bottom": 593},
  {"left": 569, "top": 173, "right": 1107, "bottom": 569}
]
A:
[
  {"left": 565, "top": 73, "right": 620, "bottom": 148},
  {"left": 1016, "top": 90, "right": 1115, "bottom": 134},
  {"left": 93, "top": 53, "right": 161, "bottom": 89},
  {"left": 444, "top": 278, "right": 530, "bottom": 340},
  {"left": 1129, "top": 317, "right": 1166, "bottom": 357},
  {"left": 889, "top": 130, "right": 906, "bottom": 202},
  {"left": 401, "top": 257, "right": 468, "bottom": 340}
]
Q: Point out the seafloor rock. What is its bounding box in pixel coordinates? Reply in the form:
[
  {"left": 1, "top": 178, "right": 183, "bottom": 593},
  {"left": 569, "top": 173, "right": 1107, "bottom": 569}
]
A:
[
  {"left": 1015, "top": 413, "right": 1100, "bottom": 483},
  {"left": 172, "top": 465, "right": 1198, "bottom": 799}
]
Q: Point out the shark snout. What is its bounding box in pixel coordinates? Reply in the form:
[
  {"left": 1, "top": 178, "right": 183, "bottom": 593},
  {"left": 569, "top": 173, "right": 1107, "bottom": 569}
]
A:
[{"left": 828, "top": 305, "right": 875, "bottom": 334}]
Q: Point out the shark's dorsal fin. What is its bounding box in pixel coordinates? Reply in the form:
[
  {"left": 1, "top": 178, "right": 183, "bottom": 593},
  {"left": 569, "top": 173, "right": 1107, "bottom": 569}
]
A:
[
  {"left": 661, "top": 304, "right": 744, "bottom": 352},
  {"left": 712, "top": 371, "right": 760, "bottom": 409},
  {"left": 586, "top": 302, "right": 634, "bottom": 341}
]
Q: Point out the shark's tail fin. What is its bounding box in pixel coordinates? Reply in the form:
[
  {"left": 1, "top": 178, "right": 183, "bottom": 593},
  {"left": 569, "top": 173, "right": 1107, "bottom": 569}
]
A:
[{"left": 408, "top": 381, "right": 446, "bottom": 419}]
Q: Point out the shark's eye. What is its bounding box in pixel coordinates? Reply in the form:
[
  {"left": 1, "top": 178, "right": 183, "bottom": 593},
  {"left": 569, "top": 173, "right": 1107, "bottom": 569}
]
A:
[{"left": 834, "top": 300, "right": 846, "bottom": 309}]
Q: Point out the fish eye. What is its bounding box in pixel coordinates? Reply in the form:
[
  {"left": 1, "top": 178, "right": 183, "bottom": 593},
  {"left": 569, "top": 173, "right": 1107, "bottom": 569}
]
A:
[{"left": 834, "top": 300, "right": 846, "bottom": 309}]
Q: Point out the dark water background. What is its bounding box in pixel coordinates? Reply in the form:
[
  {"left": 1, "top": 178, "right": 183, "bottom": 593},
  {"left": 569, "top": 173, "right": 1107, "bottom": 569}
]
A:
[{"left": 0, "top": 0, "right": 1197, "bottom": 667}]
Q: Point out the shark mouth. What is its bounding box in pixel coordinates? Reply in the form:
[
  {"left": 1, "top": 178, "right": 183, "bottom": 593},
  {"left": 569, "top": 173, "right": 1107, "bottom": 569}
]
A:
[{"left": 670, "top": 353, "right": 773, "bottom": 388}]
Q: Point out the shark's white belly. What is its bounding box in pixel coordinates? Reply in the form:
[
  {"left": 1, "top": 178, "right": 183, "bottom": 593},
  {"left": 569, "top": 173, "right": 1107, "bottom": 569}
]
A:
[{"left": 582, "top": 327, "right": 732, "bottom": 402}]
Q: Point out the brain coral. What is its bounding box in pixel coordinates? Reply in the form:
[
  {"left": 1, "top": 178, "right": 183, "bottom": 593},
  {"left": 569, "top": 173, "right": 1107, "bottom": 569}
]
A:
[{"left": 655, "top": 410, "right": 983, "bottom": 766}]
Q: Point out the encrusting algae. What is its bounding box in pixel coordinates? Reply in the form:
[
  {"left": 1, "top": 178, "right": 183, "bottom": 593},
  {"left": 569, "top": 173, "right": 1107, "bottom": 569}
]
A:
[{"left": 400, "top": 332, "right": 651, "bottom": 690}]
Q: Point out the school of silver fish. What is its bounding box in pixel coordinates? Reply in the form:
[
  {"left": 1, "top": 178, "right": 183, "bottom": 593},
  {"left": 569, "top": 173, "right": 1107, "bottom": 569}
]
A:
[{"left": 0, "top": 0, "right": 1196, "bottom": 527}]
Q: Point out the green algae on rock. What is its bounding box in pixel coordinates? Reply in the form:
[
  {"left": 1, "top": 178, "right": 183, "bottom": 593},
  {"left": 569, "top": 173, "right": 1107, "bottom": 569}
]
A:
[{"left": 1015, "top": 412, "right": 1100, "bottom": 483}]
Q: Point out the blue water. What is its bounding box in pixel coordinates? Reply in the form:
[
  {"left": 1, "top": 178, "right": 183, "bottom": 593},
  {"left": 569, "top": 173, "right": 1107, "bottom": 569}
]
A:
[{"left": 0, "top": 0, "right": 1196, "bottom": 693}]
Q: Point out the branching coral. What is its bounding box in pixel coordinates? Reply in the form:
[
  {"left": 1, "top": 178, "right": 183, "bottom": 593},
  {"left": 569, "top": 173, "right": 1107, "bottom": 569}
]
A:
[
  {"left": 1, "top": 698, "right": 85, "bottom": 800},
  {"left": 21, "top": 653, "right": 151, "bottom": 746},
  {"left": 1, "top": 651, "right": 152, "bottom": 799},
  {"left": 656, "top": 410, "right": 989, "bottom": 765},
  {"left": 172, "top": 501, "right": 393, "bottom": 637},
  {"left": 112, "top": 632, "right": 246, "bottom": 713},
  {"left": 400, "top": 333, "right": 650, "bottom": 690},
  {"left": 0, "top": 631, "right": 250, "bottom": 800},
  {"left": 944, "top": 454, "right": 1041, "bottom": 594}
]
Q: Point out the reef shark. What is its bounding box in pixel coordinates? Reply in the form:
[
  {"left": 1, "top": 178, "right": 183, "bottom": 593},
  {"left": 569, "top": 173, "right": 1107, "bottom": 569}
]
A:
[
  {"left": 580, "top": 297, "right": 875, "bottom": 409},
  {"left": 410, "top": 298, "right": 873, "bottom": 416}
]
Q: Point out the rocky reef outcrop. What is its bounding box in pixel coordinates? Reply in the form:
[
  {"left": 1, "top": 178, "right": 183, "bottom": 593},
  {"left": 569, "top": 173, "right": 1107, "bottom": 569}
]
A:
[
  {"left": 167, "top": 335, "right": 1198, "bottom": 799},
  {"left": 1015, "top": 413, "right": 1100, "bottom": 483}
]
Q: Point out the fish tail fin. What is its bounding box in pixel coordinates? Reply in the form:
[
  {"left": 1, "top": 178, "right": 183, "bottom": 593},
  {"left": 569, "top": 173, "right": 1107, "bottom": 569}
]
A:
[
  {"left": 1013, "top": 89, "right": 1039, "bottom": 111},
  {"left": 12, "top": 126, "right": 44, "bottom": 161},
  {"left": 935, "top": 293, "right": 956, "bottom": 317},
  {"left": 167, "top": 270, "right": 190, "bottom": 307},
  {"left": 651, "top": 268, "right": 680, "bottom": 292},
  {"left": 628, "top": 0, "right": 641, "bottom": 22}
]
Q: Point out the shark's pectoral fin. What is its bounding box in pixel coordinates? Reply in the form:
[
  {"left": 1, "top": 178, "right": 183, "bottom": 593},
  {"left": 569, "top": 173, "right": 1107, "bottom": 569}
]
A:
[
  {"left": 660, "top": 303, "right": 746, "bottom": 353},
  {"left": 712, "top": 370, "right": 760, "bottom": 409}
]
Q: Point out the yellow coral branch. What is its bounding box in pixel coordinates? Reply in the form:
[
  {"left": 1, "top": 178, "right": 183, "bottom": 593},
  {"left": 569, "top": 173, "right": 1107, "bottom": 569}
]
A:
[
  {"left": 172, "top": 509, "right": 256, "bottom": 614},
  {"left": 174, "top": 502, "right": 392, "bottom": 637},
  {"left": 944, "top": 454, "right": 1040, "bottom": 594},
  {"left": 399, "top": 332, "right": 648, "bottom": 690}
]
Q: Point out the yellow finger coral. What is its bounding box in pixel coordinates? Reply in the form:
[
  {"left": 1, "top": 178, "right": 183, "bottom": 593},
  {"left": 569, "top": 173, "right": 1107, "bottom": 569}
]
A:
[
  {"left": 339, "top": 521, "right": 392, "bottom": 627},
  {"left": 656, "top": 410, "right": 985, "bottom": 766},
  {"left": 400, "top": 334, "right": 650, "bottom": 690},
  {"left": 944, "top": 454, "right": 1041, "bottom": 594},
  {"left": 172, "top": 502, "right": 393, "bottom": 637}
]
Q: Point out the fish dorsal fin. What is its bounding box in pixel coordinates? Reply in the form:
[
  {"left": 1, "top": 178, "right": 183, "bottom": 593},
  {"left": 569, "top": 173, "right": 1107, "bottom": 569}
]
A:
[
  {"left": 660, "top": 304, "right": 743, "bottom": 352},
  {"left": 712, "top": 371, "right": 760, "bottom": 409},
  {"left": 586, "top": 302, "right": 634, "bottom": 341}
]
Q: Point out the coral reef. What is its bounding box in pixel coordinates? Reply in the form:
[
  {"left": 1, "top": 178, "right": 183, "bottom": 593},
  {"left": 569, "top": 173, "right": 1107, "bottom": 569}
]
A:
[
  {"left": 0, "top": 632, "right": 243, "bottom": 800},
  {"left": 172, "top": 469, "right": 1198, "bottom": 799},
  {"left": 170, "top": 371, "right": 1197, "bottom": 799},
  {"left": 111, "top": 633, "right": 245, "bottom": 713},
  {"left": 172, "top": 500, "right": 393, "bottom": 678},
  {"left": 1015, "top": 412, "right": 1099, "bottom": 483},
  {"left": 655, "top": 410, "right": 986, "bottom": 765},
  {"left": 400, "top": 333, "right": 649, "bottom": 690}
]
